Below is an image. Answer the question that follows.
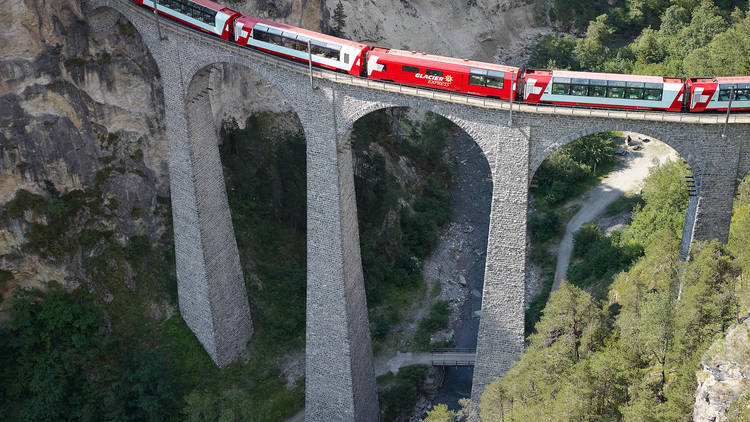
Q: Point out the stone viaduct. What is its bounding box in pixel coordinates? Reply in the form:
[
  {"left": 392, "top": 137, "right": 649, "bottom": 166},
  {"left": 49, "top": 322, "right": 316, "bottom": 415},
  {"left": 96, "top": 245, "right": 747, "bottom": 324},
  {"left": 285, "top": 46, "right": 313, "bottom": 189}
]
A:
[{"left": 85, "top": 1, "right": 750, "bottom": 419}]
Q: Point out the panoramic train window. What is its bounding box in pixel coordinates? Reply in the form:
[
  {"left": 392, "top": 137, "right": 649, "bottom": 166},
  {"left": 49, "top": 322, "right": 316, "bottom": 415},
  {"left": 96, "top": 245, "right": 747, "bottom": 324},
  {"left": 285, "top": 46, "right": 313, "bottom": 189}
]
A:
[
  {"left": 485, "top": 70, "right": 505, "bottom": 89},
  {"left": 252, "top": 27, "right": 339, "bottom": 60},
  {"left": 268, "top": 28, "right": 283, "bottom": 44},
  {"left": 253, "top": 28, "right": 270, "bottom": 42},
  {"left": 164, "top": 0, "right": 216, "bottom": 25},
  {"left": 469, "top": 68, "right": 487, "bottom": 86},
  {"left": 282, "top": 36, "right": 296, "bottom": 49},
  {"left": 607, "top": 81, "right": 626, "bottom": 98},
  {"left": 625, "top": 82, "right": 645, "bottom": 99},
  {"left": 644, "top": 83, "right": 663, "bottom": 101},
  {"left": 403, "top": 65, "right": 419, "bottom": 73},
  {"left": 589, "top": 80, "right": 607, "bottom": 97},
  {"left": 294, "top": 36, "right": 309, "bottom": 52},
  {"left": 468, "top": 68, "right": 504, "bottom": 89},
  {"left": 552, "top": 77, "right": 571, "bottom": 95},
  {"left": 426, "top": 69, "right": 443, "bottom": 77},
  {"left": 719, "top": 84, "right": 750, "bottom": 101},
  {"left": 569, "top": 79, "right": 589, "bottom": 96}
]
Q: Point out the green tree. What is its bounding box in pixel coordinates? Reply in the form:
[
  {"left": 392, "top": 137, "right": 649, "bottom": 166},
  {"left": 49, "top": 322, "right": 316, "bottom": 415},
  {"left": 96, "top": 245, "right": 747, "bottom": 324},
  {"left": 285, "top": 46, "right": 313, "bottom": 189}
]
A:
[
  {"left": 729, "top": 174, "right": 750, "bottom": 313},
  {"left": 620, "top": 159, "right": 690, "bottom": 248},
  {"left": 422, "top": 404, "right": 455, "bottom": 421},
  {"left": 627, "top": 0, "right": 670, "bottom": 27},
  {"left": 0, "top": 286, "right": 176, "bottom": 421},
  {"left": 330, "top": 1, "right": 347, "bottom": 37},
  {"left": 684, "top": 14, "right": 750, "bottom": 76},
  {"left": 565, "top": 132, "right": 616, "bottom": 174},
  {"left": 528, "top": 34, "right": 578, "bottom": 69},
  {"left": 482, "top": 282, "right": 606, "bottom": 420},
  {"left": 575, "top": 14, "right": 615, "bottom": 71}
]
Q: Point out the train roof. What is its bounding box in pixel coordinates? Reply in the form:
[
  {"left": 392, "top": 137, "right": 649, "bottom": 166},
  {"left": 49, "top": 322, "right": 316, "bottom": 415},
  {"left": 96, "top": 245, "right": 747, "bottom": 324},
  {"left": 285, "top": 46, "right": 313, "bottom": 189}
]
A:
[
  {"left": 191, "top": 0, "right": 237, "bottom": 13},
  {"left": 526, "top": 68, "right": 682, "bottom": 84},
  {"left": 371, "top": 48, "right": 520, "bottom": 74},
  {"left": 235, "top": 15, "right": 369, "bottom": 50},
  {"left": 688, "top": 76, "right": 750, "bottom": 84}
]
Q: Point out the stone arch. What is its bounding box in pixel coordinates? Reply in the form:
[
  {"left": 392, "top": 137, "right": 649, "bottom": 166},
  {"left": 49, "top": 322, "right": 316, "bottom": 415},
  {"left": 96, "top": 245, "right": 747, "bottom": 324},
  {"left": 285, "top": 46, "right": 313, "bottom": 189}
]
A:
[
  {"left": 181, "top": 58, "right": 312, "bottom": 359},
  {"left": 338, "top": 98, "right": 497, "bottom": 170},
  {"left": 529, "top": 119, "right": 701, "bottom": 183},
  {"left": 85, "top": 1, "right": 160, "bottom": 60},
  {"left": 341, "top": 100, "right": 497, "bottom": 400},
  {"left": 181, "top": 56, "right": 304, "bottom": 117}
]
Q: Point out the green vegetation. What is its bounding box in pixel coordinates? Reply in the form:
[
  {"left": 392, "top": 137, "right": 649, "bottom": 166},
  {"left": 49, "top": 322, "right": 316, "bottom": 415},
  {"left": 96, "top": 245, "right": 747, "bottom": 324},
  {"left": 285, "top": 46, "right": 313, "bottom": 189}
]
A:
[
  {"left": 0, "top": 111, "right": 309, "bottom": 421},
  {"left": 220, "top": 113, "right": 306, "bottom": 352},
  {"left": 532, "top": 132, "right": 618, "bottom": 209},
  {"left": 476, "top": 171, "right": 750, "bottom": 420},
  {"left": 116, "top": 19, "right": 138, "bottom": 38},
  {"left": 525, "top": 131, "right": 619, "bottom": 332},
  {"left": 604, "top": 192, "right": 645, "bottom": 216},
  {"left": 378, "top": 364, "right": 431, "bottom": 420},
  {"left": 566, "top": 159, "right": 688, "bottom": 298},
  {"left": 329, "top": 1, "right": 347, "bottom": 37},
  {"left": 352, "top": 109, "right": 453, "bottom": 348},
  {"left": 422, "top": 404, "right": 455, "bottom": 421},
  {"left": 537, "top": 0, "right": 626, "bottom": 31},
  {"left": 3, "top": 189, "right": 45, "bottom": 219},
  {"left": 0, "top": 285, "right": 176, "bottom": 421},
  {"left": 414, "top": 301, "right": 451, "bottom": 350},
  {"left": 532, "top": 0, "right": 749, "bottom": 76},
  {"left": 567, "top": 222, "right": 641, "bottom": 298}
]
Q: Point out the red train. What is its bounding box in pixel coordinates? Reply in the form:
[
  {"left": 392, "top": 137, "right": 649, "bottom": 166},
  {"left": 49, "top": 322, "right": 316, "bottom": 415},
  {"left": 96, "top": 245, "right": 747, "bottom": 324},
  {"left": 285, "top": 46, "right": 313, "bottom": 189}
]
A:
[{"left": 134, "top": 0, "right": 750, "bottom": 113}]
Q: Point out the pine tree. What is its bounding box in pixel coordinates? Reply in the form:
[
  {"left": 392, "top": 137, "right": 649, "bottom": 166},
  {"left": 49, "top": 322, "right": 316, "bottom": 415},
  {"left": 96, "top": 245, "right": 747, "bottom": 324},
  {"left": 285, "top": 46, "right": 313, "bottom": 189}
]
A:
[{"left": 331, "top": 1, "right": 347, "bottom": 37}]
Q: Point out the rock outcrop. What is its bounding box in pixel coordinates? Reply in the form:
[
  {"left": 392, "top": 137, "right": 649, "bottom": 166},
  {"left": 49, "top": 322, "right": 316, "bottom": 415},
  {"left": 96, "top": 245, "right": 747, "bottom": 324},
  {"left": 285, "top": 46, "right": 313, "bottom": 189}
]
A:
[
  {"left": 693, "top": 315, "right": 750, "bottom": 421},
  {"left": 0, "top": 0, "right": 167, "bottom": 306}
]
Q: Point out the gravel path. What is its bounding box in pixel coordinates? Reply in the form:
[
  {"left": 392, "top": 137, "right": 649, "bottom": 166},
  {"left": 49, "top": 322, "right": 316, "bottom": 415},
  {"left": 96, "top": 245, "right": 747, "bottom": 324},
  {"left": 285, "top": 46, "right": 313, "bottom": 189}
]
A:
[{"left": 551, "top": 135, "right": 676, "bottom": 291}]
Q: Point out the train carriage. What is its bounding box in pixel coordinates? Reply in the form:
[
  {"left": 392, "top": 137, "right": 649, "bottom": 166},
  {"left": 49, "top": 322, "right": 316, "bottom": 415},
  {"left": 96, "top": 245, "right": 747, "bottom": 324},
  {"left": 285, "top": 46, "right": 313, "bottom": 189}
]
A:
[
  {"left": 522, "top": 69, "right": 684, "bottom": 112},
  {"left": 134, "top": 0, "right": 240, "bottom": 40},
  {"left": 366, "top": 48, "right": 520, "bottom": 101},
  {"left": 687, "top": 76, "right": 750, "bottom": 112},
  {"left": 233, "top": 16, "right": 370, "bottom": 76}
]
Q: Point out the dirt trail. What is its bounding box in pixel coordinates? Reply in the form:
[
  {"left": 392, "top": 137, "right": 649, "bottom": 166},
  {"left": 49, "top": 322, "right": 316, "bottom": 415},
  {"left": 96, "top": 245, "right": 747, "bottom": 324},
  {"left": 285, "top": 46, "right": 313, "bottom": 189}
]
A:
[{"left": 551, "top": 135, "right": 677, "bottom": 292}]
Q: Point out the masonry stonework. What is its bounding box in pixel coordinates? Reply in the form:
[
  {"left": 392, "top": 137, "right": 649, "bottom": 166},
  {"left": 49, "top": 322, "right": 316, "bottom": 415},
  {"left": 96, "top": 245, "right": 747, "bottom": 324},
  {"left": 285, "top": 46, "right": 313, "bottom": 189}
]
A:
[{"left": 84, "top": 0, "right": 750, "bottom": 414}]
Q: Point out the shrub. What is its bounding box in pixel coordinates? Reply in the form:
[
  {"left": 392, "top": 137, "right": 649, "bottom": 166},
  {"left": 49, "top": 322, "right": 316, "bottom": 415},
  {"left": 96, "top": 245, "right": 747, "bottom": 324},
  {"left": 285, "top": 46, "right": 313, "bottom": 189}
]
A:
[{"left": 529, "top": 210, "right": 561, "bottom": 243}]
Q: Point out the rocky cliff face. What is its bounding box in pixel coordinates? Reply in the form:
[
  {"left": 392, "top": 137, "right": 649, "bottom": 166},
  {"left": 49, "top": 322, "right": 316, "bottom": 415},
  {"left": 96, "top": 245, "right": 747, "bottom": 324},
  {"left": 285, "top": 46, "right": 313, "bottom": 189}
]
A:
[
  {"left": 693, "top": 315, "right": 750, "bottom": 421},
  {"left": 225, "top": 0, "right": 544, "bottom": 64},
  {"left": 0, "top": 0, "right": 167, "bottom": 309}
]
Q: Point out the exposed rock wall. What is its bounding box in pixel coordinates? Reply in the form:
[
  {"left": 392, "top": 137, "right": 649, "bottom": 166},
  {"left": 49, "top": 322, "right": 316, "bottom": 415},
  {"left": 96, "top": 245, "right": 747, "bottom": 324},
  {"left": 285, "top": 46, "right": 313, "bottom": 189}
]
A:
[
  {"left": 0, "top": 0, "right": 167, "bottom": 305},
  {"left": 222, "top": 0, "right": 543, "bottom": 64},
  {"left": 693, "top": 315, "right": 750, "bottom": 421}
]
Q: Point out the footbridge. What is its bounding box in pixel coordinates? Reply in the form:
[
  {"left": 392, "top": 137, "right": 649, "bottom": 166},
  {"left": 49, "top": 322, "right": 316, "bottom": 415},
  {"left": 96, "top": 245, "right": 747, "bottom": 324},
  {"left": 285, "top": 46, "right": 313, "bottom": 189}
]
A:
[
  {"left": 83, "top": 1, "right": 750, "bottom": 420},
  {"left": 431, "top": 349, "right": 477, "bottom": 367}
]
